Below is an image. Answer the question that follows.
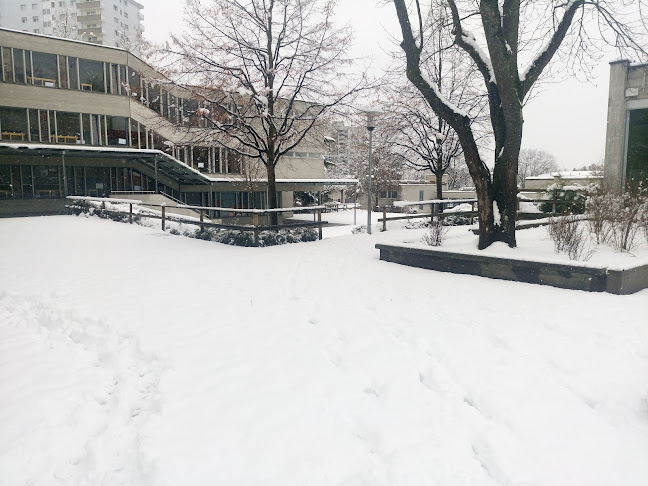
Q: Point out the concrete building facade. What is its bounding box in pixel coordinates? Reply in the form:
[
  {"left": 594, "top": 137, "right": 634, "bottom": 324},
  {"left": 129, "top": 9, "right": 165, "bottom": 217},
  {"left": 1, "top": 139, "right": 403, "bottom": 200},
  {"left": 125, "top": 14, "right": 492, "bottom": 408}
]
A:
[
  {"left": 0, "top": 0, "right": 144, "bottom": 56},
  {"left": 0, "top": 28, "right": 337, "bottom": 218},
  {"left": 603, "top": 60, "right": 648, "bottom": 192}
]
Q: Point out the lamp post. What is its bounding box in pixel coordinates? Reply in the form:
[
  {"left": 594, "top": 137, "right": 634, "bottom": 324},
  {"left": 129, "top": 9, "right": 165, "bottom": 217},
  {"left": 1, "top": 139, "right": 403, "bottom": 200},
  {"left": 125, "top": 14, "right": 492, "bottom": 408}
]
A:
[{"left": 362, "top": 110, "right": 381, "bottom": 234}]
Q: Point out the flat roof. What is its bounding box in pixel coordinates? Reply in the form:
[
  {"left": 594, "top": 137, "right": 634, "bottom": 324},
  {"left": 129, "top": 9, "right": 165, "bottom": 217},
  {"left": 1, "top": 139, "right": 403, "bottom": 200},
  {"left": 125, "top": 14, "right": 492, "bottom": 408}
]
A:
[
  {"left": 0, "top": 143, "right": 212, "bottom": 185},
  {"left": 0, "top": 143, "right": 358, "bottom": 188},
  {"left": 0, "top": 27, "right": 128, "bottom": 54}
]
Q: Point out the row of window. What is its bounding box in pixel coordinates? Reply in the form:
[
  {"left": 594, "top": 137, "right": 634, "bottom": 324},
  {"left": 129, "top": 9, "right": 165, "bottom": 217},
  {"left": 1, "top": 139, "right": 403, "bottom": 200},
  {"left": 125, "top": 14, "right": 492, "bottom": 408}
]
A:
[
  {"left": 0, "top": 106, "right": 243, "bottom": 174},
  {"left": 20, "top": 2, "right": 74, "bottom": 10},
  {"left": 0, "top": 45, "right": 212, "bottom": 128},
  {"left": 0, "top": 163, "right": 278, "bottom": 215},
  {"left": 1, "top": 46, "right": 126, "bottom": 93}
]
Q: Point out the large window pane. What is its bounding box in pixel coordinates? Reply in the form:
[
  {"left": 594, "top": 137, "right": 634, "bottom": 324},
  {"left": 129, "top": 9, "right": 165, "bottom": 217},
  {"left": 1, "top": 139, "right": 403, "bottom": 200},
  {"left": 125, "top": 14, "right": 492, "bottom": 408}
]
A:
[
  {"left": 2, "top": 47, "right": 14, "bottom": 83},
  {"left": 33, "top": 165, "right": 61, "bottom": 198},
  {"left": 182, "top": 98, "right": 198, "bottom": 126},
  {"left": 21, "top": 166, "right": 33, "bottom": 198},
  {"left": 226, "top": 150, "right": 241, "bottom": 174},
  {"left": 85, "top": 167, "right": 111, "bottom": 196},
  {"left": 14, "top": 49, "right": 25, "bottom": 84},
  {"left": 39, "top": 110, "right": 50, "bottom": 143},
  {"left": 148, "top": 83, "right": 160, "bottom": 113},
  {"left": 213, "top": 147, "right": 221, "bottom": 173},
  {"left": 169, "top": 94, "right": 177, "bottom": 123},
  {"left": 78, "top": 58, "right": 104, "bottom": 92},
  {"left": 138, "top": 123, "right": 147, "bottom": 149},
  {"left": 130, "top": 121, "right": 140, "bottom": 149},
  {"left": 129, "top": 70, "right": 140, "bottom": 98},
  {"left": 119, "top": 65, "right": 127, "bottom": 96},
  {"left": 161, "top": 89, "right": 168, "bottom": 117},
  {"left": 106, "top": 116, "right": 128, "bottom": 146},
  {"left": 627, "top": 109, "right": 648, "bottom": 186},
  {"left": 68, "top": 57, "right": 79, "bottom": 90},
  {"left": 28, "top": 109, "right": 39, "bottom": 141},
  {"left": 30, "top": 51, "right": 58, "bottom": 87},
  {"left": 55, "top": 111, "right": 80, "bottom": 144},
  {"left": 0, "top": 106, "right": 28, "bottom": 141},
  {"left": 58, "top": 55, "right": 68, "bottom": 89},
  {"left": 193, "top": 147, "right": 209, "bottom": 172},
  {"left": 81, "top": 113, "right": 90, "bottom": 144},
  {"left": 91, "top": 114, "right": 102, "bottom": 145},
  {"left": 0, "top": 164, "right": 11, "bottom": 198}
]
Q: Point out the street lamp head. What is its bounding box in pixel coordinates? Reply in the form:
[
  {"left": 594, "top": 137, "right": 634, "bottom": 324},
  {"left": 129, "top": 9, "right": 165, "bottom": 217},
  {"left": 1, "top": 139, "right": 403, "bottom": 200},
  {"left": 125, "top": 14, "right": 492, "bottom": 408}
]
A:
[{"left": 360, "top": 109, "right": 382, "bottom": 131}]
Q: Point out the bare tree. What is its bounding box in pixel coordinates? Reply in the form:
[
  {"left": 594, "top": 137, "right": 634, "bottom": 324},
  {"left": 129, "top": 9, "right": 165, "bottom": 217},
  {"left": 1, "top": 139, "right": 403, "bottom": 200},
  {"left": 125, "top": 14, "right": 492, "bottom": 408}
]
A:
[
  {"left": 52, "top": 7, "right": 78, "bottom": 40},
  {"left": 163, "top": 0, "right": 361, "bottom": 223},
  {"left": 518, "top": 148, "right": 558, "bottom": 188},
  {"left": 382, "top": 1, "right": 487, "bottom": 204},
  {"left": 347, "top": 128, "right": 403, "bottom": 210},
  {"left": 115, "top": 28, "right": 148, "bottom": 56},
  {"left": 446, "top": 156, "right": 472, "bottom": 190},
  {"left": 392, "top": 0, "right": 647, "bottom": 248}
]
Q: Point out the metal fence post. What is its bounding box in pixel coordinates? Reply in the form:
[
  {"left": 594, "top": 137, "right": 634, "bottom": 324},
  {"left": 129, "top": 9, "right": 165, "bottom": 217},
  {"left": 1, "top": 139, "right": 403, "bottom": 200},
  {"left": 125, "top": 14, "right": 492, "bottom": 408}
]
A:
[
  {"left": 382, "top": 207, "right": 387, "bottom": 232},
  {"left": 317, "top": 209, "right": 322, "bottom": 240},
  {"left": 161, "top": 204, "right": 166, "bottom": 231},
  {"left": 129, "top": 203, "right": 133, "bottom": 224}
]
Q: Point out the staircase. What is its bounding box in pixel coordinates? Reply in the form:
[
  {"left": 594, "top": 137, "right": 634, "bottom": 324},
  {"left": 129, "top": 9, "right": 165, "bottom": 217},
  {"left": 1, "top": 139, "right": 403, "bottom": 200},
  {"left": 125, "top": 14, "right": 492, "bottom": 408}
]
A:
[{"left": 109, "top": 193, "right": 206, "bottom": 220}]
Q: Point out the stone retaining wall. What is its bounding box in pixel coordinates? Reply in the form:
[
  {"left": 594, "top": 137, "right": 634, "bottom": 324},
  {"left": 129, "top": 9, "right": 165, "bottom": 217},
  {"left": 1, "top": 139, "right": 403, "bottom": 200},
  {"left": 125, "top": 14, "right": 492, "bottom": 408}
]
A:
[{"left": 376, "top": 244, "right": 648, "bottom": 295}]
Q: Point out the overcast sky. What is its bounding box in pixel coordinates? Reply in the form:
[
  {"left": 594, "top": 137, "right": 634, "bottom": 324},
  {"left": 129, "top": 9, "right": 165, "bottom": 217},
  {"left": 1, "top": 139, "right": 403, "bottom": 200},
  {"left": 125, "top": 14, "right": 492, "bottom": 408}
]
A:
[{"left": 141, "top": 0, "right": 615, "bottom": 170}]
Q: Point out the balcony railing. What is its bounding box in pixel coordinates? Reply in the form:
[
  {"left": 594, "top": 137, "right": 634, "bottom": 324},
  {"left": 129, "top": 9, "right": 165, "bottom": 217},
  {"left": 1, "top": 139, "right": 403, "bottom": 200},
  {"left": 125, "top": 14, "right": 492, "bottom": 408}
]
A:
[
  {"left": 77, "top": 1, "right": 103, "bottom": 9},
  {"left": 77, "top": 14, "right": 102, "bottom": 22}
]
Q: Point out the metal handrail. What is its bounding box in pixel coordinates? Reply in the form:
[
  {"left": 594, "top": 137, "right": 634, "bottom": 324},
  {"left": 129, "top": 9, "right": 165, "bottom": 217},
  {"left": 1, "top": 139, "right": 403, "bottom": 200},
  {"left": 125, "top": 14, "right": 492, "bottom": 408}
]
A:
[
  {"left": 159, "top": 191, "right": 184, "bottom": 205},
  {"left": 66, "top": 196, "right": 328, "bottom": 245}
]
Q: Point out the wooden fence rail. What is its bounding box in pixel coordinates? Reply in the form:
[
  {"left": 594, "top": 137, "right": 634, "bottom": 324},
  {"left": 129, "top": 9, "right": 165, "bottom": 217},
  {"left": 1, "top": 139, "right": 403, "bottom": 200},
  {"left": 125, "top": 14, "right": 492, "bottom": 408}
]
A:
[
  {"left": 379, "top": 193, "right": 584, "bottom": 231},
  {"left": 66, "top": 196, "right": 328, "bottom": 246}
]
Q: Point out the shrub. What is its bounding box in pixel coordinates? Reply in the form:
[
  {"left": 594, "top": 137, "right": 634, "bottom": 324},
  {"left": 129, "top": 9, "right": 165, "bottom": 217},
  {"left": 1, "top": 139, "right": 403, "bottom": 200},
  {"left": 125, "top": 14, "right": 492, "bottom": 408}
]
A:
[
  {"left": 608, "top": 190, "right": 646, "bottom": 252},
  {"left": 443, "top": 215, "right": 472, "bottom": 226},
  {"left": 539, "top": 183, "right": 588, "bottom": 215},
  {"left": 546, "top": 215, "right": 595, "bottom": 261},
  {"left": 422, "top": 217, "right": 450, "bottom": 247},
  {"left": 585, "top": 188, "right": 616, "bottom": 244},
  {"left": 586, "top": 185, "right": 647, "bottom": 252}
]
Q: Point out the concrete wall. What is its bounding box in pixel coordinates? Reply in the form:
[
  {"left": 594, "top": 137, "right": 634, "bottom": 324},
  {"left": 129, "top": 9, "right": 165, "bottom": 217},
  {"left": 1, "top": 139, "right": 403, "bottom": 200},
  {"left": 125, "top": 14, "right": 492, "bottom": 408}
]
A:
[
  {"left": 0, "top": 82, "right": 131, "bottom": 116},
  {"left": 376, "top": 244, "right": 648, "bottom": 294},
  {"left": 400, "top": 183, "right": 438, "bottom": 203},
  {"left": 0, "top": 28, "right": 130, "bottom": 64},
  {"left": 603, "top": 61, "right": 648, "bottom": 193},
  {"left": 604, "top": 60, "right": 630, "bottom": 192}
]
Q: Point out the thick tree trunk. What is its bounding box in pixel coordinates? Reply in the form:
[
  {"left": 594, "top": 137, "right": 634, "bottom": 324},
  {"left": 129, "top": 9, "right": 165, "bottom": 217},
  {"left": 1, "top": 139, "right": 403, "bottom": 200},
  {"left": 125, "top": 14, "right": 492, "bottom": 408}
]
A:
[
  {"left": 492, "top": 150, "right": 519, "bottom": 247},
  {"left": 466, "top": 154, "right": 495, "bottom": 250}
]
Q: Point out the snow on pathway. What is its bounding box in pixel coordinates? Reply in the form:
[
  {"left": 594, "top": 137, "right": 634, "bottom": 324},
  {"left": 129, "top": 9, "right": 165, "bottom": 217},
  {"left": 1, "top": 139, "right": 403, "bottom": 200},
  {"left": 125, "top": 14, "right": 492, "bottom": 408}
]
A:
[
  {"left": 0, "top": 215, "right": 647, "bottom": 486},
  {"left": 0, "top": 292, "right": 163, "bottom": 485}
]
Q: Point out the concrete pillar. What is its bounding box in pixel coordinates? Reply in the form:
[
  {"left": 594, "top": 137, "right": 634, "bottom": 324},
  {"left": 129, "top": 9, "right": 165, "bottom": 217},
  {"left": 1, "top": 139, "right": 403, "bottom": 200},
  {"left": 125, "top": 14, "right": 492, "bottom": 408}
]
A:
[{"left": 603, "top": 60, "right": 630, "bottom": 193}]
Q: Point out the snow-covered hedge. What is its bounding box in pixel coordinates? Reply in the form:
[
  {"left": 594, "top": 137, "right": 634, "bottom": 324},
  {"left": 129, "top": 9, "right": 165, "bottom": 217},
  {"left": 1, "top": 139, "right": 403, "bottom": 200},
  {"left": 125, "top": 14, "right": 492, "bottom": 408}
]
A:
[{"left": 186, "top": 227, "right": 318, "bottom": 247}]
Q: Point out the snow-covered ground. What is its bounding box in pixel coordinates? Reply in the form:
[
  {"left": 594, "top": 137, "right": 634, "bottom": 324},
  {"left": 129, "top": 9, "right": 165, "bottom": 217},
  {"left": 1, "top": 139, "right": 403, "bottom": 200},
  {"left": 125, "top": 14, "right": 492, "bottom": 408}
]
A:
[{"left": 1, "top": 213, "right": 647, "bottom": 486}]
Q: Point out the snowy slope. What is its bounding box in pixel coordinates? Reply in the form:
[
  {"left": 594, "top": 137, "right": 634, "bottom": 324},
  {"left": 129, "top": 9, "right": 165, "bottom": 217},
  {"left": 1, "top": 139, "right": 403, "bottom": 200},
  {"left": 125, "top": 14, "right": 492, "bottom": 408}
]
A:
[{"left": 1, "top": 215, "right": 647, "bottom": 486}]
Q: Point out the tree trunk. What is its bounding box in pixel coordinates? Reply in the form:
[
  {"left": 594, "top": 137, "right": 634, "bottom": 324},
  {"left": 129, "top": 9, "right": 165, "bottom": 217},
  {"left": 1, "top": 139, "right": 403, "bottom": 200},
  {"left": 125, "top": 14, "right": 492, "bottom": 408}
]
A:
[
  {"left": 266, "top": 162, "right": 278, "bottom": 225},
  {"left": 492, "top": 150, "right": 519, "bottom": 247},
  {"left": 435, "top": 171, "right": 444, "bottom": 213}
]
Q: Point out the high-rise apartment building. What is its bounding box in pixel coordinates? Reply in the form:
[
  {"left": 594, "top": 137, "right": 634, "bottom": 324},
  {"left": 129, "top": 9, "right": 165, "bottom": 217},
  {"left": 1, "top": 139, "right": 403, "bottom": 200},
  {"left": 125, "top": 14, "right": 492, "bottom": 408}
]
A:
[{"left": 0, "top": 0, "right": 144, "bottom": 56}]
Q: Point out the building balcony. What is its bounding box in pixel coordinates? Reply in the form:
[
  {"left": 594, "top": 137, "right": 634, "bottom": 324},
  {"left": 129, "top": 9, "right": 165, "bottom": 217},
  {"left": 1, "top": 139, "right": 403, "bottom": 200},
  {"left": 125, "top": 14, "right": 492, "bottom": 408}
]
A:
[
  {"left": 77, "top": 1, "right": 103, "bottom": 9},
  {"left": 77, "top": 14, "right": 102, "bottom": 23},
  {"left": 79, "top": 26, "right": 103, "bottom": 35}
]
